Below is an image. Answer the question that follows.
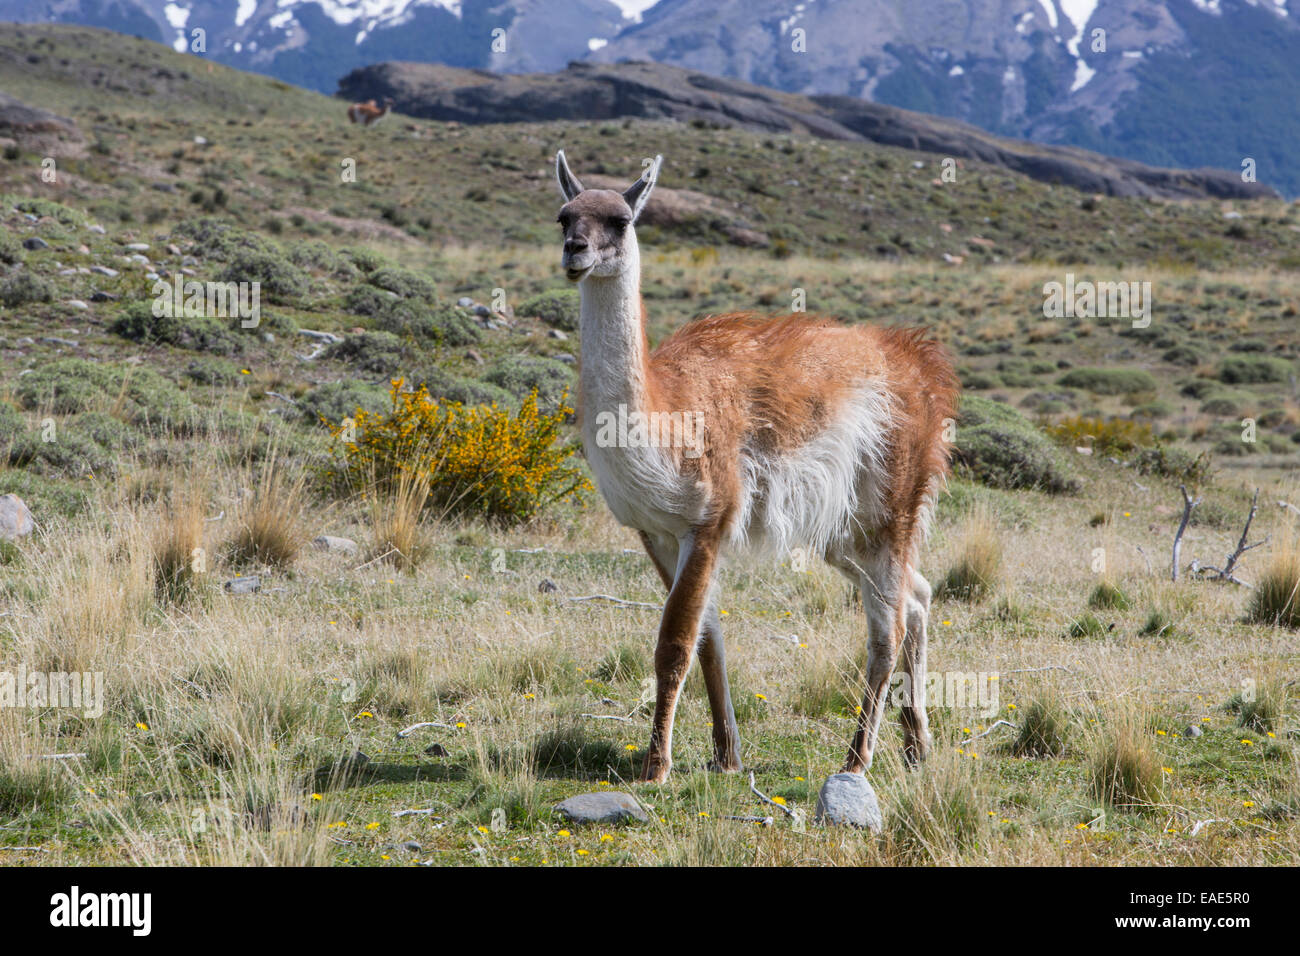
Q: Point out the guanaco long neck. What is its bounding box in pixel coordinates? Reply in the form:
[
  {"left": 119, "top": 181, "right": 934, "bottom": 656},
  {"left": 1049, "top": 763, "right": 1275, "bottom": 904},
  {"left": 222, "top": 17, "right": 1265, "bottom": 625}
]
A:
[{"left": 577, "top": 237, "right": 655, "bottom": 418}]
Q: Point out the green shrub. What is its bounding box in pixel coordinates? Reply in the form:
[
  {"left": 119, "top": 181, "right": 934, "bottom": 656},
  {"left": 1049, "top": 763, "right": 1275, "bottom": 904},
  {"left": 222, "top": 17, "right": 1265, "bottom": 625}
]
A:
[
  {"left": 1131, "top": 444, "right": 1213, "bottom": 485},
  {"left": 0, "top": 271, "right": 53, "bottom": 307},
  {"left": 954, "top": 395, "right": 1078, "bottom": 494},
  {"left": 217, "top": 248, "right": 310, "bottom": 302},
  {"left": 415, "top": 367, "right": 514, "bottom": 408},
  {"left": 375, "top": 301, "right": 481, "bottom": 348},
  {"left": 483, "top": 355, "right": 576, "bottom": 407},
  {"left": 518, "top": 288, "right": 581, "bottom": 331},
  {"left": 368, "top": 267, "right": 436, "bottom": 301},
  {"left": 14, "top": 359, "right": 197, "bottom": 434},
  {"left": 1057, "top": 367, "right": 1158, "bottom": 395},
  {"left": 299, "top": 381, "right": 389, "bottom": 426},
  {"left": 327, "top": 331, "right": 404, "bottom": 374},
  {"left": 184, "top": 357, "right": 244, "bottom": 387},
  {"left": 1218, "top": 355, "right": 1292, "bottom": 384},
  {"left": 0, "top": 231, "right": 24, "bottom": 265},
  {"left": 343, "top": 284, "right": 392, "bottom": 316},
  {"left": 110, "top": 301, "right": 244, "bottom": 355}
]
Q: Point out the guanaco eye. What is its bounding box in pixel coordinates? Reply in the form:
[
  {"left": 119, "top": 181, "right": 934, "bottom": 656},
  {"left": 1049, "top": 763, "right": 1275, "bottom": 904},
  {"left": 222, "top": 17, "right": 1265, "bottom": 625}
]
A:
[{"left": 609, "top": 217, "right": 630, "bottom": 231}]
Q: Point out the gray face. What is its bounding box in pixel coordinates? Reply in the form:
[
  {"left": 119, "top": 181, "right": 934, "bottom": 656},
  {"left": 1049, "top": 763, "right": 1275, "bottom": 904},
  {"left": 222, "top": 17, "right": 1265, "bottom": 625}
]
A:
[{"left": 557, "top": 190, "right": 634, "bottom": 282}]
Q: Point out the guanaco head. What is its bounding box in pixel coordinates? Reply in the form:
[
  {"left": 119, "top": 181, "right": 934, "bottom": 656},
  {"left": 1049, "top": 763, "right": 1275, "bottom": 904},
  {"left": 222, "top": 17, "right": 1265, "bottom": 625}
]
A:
[{"left": 554, "top": 150, "right": 660, "bottom": 282}]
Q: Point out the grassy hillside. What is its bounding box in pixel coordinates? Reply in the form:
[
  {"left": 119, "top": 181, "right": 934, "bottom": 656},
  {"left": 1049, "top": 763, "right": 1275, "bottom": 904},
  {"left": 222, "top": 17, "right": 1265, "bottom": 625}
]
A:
[{"left": 0, "top": 25, "right": 1297, "bottom": 867}]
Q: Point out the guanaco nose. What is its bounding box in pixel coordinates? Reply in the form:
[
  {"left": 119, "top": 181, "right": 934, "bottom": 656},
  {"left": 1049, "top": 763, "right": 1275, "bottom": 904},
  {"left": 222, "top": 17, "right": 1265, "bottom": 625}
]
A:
[{"left": 564, "top": 235, "right": 589, "bottom": 254}]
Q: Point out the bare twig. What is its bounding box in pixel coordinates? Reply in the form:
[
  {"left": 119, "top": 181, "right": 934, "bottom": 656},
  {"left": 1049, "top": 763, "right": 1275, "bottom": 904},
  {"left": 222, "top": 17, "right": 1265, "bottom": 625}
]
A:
[
  {"left": 352, "top": 548, "right": 401, "bottom": 571},
  {"left": 723, "top": 815, "right": 774, "bottom": 826},
  {"left": 1172, "top": 484, "right": 1200, "bottom": 582},
  {"left": 26, "top": 753, "right": 86, "bottom": 760},
  {"left": 0, "top": 846, "right": 47, "bottom": 853},
  {"left": 568, "top": 594, "right": 661, "bottom": 610},
  {"left": 579, "top": 713, "right": 633, "bottom": 722},
  {"left": 395, "top": 721, "right": 454, "bottom": 739},
  {"left": 1278, "top": 500, "right": 1300, "bottom": 518},
  {"left": 1004, "top": 666, "right": 1073, "bottom": 675},
  {"left": 748, "top": 771, "right": 796, "bottom": 819},
  {"left": 1188, "top": 818, "right": 1226, "bottom": 837},
  {"left": 960, "top": 719, "right": 1015, "bottom": 743},
  {"left": 391, "top": 808, "right": 440, "bottom": 818}
]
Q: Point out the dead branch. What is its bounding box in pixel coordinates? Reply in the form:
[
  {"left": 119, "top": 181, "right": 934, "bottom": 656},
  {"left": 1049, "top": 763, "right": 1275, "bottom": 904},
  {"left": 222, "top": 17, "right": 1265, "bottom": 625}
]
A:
[
  {"left": 395, "top": 721, "right": 454, "bottom": 739},
  {"left": 1172, "top": 484, "right": 1200, "bottom": 582},
  {"left": 960, "top": 719, "right": 1016, "bottom": 743},
  {"left": 567, "top": 594, "right": 662, "bottom": 610},
  {"left": 1193, "top": 488, "right": 1267, "bottom": 587},
  {"left": 748, "top": 771, "right": 796, "bottom": 819}
]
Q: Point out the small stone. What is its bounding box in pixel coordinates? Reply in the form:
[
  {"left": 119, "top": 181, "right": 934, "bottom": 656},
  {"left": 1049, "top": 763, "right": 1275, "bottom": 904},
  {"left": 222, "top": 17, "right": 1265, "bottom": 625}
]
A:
[
  {"left": 554, "top": 353, "right": 576, "bottom": 365},
  {"left": 815, "top": 772, "right": 882, "bottom": 830},
  {"left": 65, "top": 300, "right": 89, "bottom": 310},
  {"left": 90, "top": 290, "right": 118, "bottom": 302},
  {"left": 424, "top": 743, "right": 449, "bottom": 758},
  {"left": 456, "top": 296, "right": 474, "bottom": 308},
  {"left": 22, "top": 237, "right": 48, "bottom": 250},
  {"left": 554, "top": 792, "right": 649, "bottom": 825},
  {"left": 401, "top": 841, "right": 422, "bottom": 852},
  {"left": 125, "top": 242, "right": 150, "bottom": 251},
  {"left": 167, "top": 244, "right": 181, "bottom": 256},
  {"left": 313, "top": 534, "right": 359, "bottom": 556},
  {"left": 0, "top": 494, "right": 35, "bottom": 540},
  {"left": 548, "top": 328, "right": 568, "bottom": 340},
  {"left": 464, "top": 349, "right": 484, "bottom": 365},
  {"left": 1183, "top": 724, "right": 1203, "bottom": 738},
  {"left": 538, "top": 578, "right": 558, "bottom": 594},
  {"left": 473, "top": 304, "right": 491, "bottom": 317},
  {"left": 89, "top": 265, "right": 119, "bottom": 277},
  {"left": 224, "top": 575, "right": 261, "bottom": 594},
  {"left": 42, "top": 336, "right": 79, "bottom": 347},
  {"left": 87, "top": 224, "right": 106, "bottom": 235}
]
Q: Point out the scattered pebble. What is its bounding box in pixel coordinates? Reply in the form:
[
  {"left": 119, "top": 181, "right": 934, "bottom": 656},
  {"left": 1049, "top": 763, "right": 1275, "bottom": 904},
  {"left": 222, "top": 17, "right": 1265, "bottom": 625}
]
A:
[{"left": 224, "top": 576, "right": 261, "bottom": 594}]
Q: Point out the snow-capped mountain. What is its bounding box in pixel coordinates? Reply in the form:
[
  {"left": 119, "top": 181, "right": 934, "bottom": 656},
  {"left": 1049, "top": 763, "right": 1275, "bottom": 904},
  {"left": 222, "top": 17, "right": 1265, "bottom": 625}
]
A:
[{"left": 7, "top": 0, "right": 1300, "bottom": 194}]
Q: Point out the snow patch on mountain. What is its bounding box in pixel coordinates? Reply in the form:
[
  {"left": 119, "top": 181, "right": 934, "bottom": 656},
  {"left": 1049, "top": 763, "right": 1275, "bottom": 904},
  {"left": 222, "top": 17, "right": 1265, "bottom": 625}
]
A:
[
  {"left": 1060, "top": 0, "right": 1098, "bottom": 92},
  {"left": 608, "top": 0, "right": 661, "bottom": 20}
]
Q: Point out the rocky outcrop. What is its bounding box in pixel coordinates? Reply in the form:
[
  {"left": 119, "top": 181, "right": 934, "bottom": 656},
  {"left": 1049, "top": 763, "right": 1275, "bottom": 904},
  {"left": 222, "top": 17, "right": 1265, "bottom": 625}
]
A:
[
  {"left": 337, "top": 61, "right": 1277, "bottom": 201},
  {"left": 0, "top": 92, "right": 84, "bottom": 158}
]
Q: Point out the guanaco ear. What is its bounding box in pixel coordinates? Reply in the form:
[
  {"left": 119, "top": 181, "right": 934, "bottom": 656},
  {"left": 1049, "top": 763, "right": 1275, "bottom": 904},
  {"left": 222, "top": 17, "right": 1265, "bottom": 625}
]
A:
[
  {"left": 623, "top": 154, "right": 661, "bottom": 223},
  {"left": 555, "top": 149, "right": 584, "bottom": 202}
]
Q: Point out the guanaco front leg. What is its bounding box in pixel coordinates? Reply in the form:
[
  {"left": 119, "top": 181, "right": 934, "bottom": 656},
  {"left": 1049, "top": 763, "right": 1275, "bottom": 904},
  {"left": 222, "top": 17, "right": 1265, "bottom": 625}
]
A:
[{"left": 641, "top": 524, "right": 723, "bottom": 783}]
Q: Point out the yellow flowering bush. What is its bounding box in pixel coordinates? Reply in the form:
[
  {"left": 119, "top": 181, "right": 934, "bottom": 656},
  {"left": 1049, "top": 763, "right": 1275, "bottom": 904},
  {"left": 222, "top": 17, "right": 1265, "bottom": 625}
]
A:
[{"left": 328, "top": 378, "right": 591, "bottom": 523}]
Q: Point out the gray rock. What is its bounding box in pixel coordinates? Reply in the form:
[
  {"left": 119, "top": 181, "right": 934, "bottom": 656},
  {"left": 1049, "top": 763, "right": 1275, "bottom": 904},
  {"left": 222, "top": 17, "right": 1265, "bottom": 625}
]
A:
[
  {"left": 457, "top": 296, "right": 474, "bottom": 307},
  {"left": 424, "top": 743, "right": 449, "bottom": 758},
  {"left": 87, "top": 224, "right": 106, "bottom": 235},
  {"left": 0, "top": 493, "right": 35, "bottom": 540},
  {"left": 815, "top": 772, "right": 882, "bottom": 830},
  {"left": 554, "top": 791, "right": 649, "bottom": 825},
  {"left": 65, "top": 300, "right": 88, "bottom": 310},
  {"left": 538, "top": 578, "right": 558, "bottom": 593},
  {"left": 22, "top": 237, "right": 48, "bottom": 250},
  {"left": 554, "top": 353, "right": 577, "bottom": 365},
  {"left": 89, "top": 265, "right": 119, "bottom": 277},
  {"left": 224, "top": 575, "right": 261, "bottom": 594},
  {"left": 548, "top": 328, "right": 568, "bottom": 340},
  {"left": 313, "top": 534, "right": 359, "bottom": 556},
  {"left": 90, "top": 290, "right": 118, "bottom": 302},
  {"left": 125, "top": 242, "right": 150, "bottom": 251},
  {"left": 1183, "top": 724, "right": 1203, "bottom": 738},
  {"left": 401, "top": 841, "right": 422, "bottom": 852}
]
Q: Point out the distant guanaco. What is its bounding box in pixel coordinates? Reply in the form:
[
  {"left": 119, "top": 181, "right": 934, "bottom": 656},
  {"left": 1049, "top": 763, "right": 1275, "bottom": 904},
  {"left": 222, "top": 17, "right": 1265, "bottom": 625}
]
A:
[{"left": 347, "top": 96, "right": 395, "bottom": 126}]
